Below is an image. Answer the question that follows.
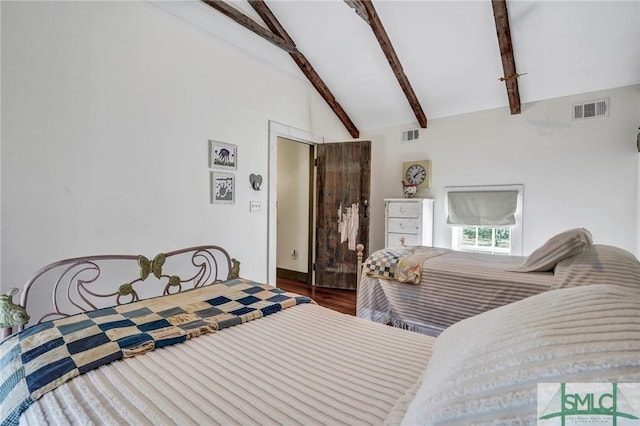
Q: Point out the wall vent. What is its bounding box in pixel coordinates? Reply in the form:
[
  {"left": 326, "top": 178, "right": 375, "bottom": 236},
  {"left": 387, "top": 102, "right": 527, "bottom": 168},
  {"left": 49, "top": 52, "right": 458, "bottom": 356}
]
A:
[
  {"left": 402, "top": 128, "right": 420, "bottom": 142},
  {"left": 572, "top": 97, "right": 609, "bottom": 120}
]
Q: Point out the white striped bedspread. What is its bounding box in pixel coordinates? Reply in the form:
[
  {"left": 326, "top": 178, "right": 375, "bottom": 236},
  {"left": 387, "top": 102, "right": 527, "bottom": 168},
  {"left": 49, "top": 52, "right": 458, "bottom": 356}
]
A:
[
  {"left": 19, "top": 304, "right": 435, "bottom": 426},
  {"left": 357, "top": 249, "right": 554, "bottom": 336}
]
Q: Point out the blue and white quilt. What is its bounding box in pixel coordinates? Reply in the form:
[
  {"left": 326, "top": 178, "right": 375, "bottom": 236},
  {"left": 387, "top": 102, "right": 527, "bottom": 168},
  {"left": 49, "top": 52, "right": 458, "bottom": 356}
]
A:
[{"left": 0, "top": 278, "right": 312, "bottom": 425}]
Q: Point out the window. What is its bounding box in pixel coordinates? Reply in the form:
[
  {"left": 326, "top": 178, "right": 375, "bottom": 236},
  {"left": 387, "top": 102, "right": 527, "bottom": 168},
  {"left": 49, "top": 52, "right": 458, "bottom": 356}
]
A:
[
  {"left": 452, "top": 226, "right": 511, "bottom": 255},
  {"left": 445, "top": 185, "right": 523, "bottom": 255}
]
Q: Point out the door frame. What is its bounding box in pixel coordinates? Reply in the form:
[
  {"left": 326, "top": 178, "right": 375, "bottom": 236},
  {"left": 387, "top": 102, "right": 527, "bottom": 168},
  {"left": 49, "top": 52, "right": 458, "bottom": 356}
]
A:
[{"left": 267, "top": 120, "right": 324, "bottom": 285}]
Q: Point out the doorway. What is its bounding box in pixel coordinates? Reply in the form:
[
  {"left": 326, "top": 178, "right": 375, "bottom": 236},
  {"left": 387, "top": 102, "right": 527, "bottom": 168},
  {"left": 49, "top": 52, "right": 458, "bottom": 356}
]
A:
[
  {"left": 276, "top": 137, "right": 314, "bottom": 284},
  {"left": 267, "top": 121, "right": 323, "bottom": 285},
  {"left": 266, "top": 121, "right": 371, "bottom": 291}
]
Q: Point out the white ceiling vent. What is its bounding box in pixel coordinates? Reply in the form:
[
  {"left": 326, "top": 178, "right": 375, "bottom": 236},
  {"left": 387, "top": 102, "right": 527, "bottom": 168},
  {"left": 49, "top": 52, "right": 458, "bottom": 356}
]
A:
[
  {"left": 572, "top": 97, "right": 609, "bottom": 121},
  {"left": 401, "top": 128, "right": 420, "bottom": 142}
]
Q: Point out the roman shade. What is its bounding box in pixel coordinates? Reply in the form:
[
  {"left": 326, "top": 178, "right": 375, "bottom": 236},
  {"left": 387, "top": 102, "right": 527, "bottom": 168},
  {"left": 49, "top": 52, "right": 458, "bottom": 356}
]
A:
[{"left": 447, "top": 190, "right": 518, "bottom": 226}]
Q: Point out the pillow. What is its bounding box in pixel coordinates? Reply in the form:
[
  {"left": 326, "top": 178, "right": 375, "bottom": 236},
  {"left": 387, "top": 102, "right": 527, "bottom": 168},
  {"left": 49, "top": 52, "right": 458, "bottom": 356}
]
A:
[
  {"left": 398, "top": 284, "right": 640, "bottom": 425},
  {"left": 506, "top": 228, "right": 592, "bottom": 272},
  {"left": 552, "top": 244, "right": 640, "bottom": 290}
]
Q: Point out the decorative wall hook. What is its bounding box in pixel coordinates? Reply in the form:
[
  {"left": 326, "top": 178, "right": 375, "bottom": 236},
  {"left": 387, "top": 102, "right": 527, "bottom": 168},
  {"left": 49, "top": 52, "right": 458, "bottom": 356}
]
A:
[{"left": 250, "top": 174, "right": 263, "bottom": 191}]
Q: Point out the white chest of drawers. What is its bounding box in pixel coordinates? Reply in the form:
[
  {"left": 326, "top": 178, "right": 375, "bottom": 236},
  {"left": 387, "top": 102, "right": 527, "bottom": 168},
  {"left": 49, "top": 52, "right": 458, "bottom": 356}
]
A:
[{"left": 384, "top": 198, "right": 434, "bottom": 247}]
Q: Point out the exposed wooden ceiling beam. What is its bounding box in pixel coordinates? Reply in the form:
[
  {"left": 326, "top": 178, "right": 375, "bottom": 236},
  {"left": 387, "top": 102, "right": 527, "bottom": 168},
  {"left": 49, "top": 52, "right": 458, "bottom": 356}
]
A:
[
  {"left": 359, "top": 1, "right": 428, "bottom": 128},
  {"left": 202, "top": 0, "right": 359, "bottom": 138},
  {"left": 248, "top": 0, "right": 359, "bottom": 138},
  {"left": 492, "top": 0, "right": 522, "bottom": 115},
  {"left": 201, "top": 1, "right": 298, "bottom": 54},
  {"left": 344, "top": 0, "right": 369, "bottom": 24}
]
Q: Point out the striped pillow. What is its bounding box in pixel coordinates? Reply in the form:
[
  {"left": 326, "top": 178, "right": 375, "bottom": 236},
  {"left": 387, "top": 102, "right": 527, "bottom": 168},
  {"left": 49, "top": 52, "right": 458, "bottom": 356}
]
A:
[
  {"left": 399, "top": 284, "right": 640, "bottom": 425},
  {"left": 507, "top": 228, "right": 592, "bottom": 272},
  {"left": 552, "top": 244, "right": 640, "bottom": 289}
]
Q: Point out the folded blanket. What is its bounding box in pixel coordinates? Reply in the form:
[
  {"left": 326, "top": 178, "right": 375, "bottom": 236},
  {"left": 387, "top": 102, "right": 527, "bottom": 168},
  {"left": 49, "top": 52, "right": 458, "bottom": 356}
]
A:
[
  {"left": 0, "top": 278, "right": 312, "bottom": 426},
  {"left": 364, "top": 247, "right": 449, "bottom": 284}
]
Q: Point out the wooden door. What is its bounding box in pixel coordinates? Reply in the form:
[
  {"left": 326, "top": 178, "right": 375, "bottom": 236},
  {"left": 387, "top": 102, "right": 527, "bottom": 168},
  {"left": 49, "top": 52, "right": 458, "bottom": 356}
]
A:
[{"left": 315, "top": 141, "right": 370, "bottom": 289}]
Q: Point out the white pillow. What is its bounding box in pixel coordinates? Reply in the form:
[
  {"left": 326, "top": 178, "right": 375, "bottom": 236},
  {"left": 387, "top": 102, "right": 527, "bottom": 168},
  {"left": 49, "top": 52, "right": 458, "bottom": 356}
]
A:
[
  {"left": 399, "top": 284, "right": 640, "bottom": 425},
  {"left": 507, "top": 228, "right": 592, "bottom": 272}
]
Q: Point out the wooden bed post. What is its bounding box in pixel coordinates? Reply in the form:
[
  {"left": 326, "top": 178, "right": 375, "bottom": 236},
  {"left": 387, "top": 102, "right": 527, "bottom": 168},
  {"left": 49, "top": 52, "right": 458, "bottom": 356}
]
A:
[{"left": 356, "top": 244, "right": 365, "bottom": 290}]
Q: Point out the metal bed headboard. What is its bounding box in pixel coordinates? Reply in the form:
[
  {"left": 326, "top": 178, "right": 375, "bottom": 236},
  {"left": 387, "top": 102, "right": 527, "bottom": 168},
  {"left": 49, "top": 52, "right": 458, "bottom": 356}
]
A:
[{"left": 1, "top": 245, "right": 239, "bottom": 338}]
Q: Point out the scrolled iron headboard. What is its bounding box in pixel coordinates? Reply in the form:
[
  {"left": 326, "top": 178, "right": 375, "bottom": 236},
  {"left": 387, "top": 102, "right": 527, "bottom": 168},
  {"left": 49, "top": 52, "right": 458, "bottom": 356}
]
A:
[{"left": 1, "top": 245, "right": 239, "bottom": 338}]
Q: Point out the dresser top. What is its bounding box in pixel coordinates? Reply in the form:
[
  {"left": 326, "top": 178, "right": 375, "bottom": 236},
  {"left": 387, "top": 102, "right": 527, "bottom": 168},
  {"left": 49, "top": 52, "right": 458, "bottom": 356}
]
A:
[{"left": 384, "top": 198, "right": 434, "bottom": 202}]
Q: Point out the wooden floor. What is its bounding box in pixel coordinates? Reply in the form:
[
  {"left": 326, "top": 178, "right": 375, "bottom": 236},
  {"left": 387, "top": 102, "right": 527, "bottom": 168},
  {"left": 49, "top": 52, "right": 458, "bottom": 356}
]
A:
[{"left": 276, "top": 277, "right": 357, "bottom": 316}]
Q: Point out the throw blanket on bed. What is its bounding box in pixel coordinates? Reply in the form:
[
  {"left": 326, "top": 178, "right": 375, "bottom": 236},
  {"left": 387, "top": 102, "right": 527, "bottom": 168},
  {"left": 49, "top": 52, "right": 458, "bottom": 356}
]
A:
[
  {"left": 0, "top": 278, "right": 312, "bottom": 426},
  {"left": 364, "top": 247, "right": 449, "bottom": 284}
]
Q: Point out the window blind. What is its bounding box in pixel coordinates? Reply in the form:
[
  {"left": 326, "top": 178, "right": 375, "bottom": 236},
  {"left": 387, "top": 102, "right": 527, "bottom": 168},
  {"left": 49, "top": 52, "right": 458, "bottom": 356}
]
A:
[{"left": 447, "top": 190, "right": 518, "bottom": 226}]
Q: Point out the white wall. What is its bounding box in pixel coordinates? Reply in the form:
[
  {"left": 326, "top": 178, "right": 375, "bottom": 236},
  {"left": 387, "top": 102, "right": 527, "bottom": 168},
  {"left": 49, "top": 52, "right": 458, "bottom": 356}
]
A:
[
  {"left": 276, "top": 137, "right": 310, "bottom": 273},
  {"left": 637, "top": 109, "right": 640, "bottom": 256},
  {"left": 0, "top": 1, "right": 3, "bottom": 285},
  {"left": 3, "top": 2, "right": 639, "bottom": 304},
  {"left": 364, "top": 85, "right": 640, "bottom": 256},
  {"left": 0, "top": 1, "right": 350, "bottom": 295},
  {"left": 637, "top": 80, "right": 640, "bottom": 255},
  {"left": 635, "top": 0, "right": 640, "bottom": 256}
]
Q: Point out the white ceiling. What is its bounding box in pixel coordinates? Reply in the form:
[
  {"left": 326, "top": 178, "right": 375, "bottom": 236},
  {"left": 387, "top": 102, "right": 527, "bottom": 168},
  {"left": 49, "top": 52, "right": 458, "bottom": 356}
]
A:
[{"left": 153, "top": 0, "right": 640, "bottom": 133}]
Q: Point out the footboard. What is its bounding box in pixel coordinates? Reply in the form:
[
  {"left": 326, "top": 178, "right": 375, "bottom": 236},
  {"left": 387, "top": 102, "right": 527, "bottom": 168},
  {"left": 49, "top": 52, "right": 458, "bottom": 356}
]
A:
[{"left": 1, "top": 245, "right": 238, "bottom": 338}]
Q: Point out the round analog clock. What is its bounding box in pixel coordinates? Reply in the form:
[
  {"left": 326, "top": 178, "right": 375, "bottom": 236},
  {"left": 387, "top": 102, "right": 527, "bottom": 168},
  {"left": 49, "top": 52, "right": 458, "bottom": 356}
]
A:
[
  {"left": 405, "top": 164, "right": 427, "bottom": 185},
  {"left": 402, "top": 160, "right": 431, "bottom": 189}
]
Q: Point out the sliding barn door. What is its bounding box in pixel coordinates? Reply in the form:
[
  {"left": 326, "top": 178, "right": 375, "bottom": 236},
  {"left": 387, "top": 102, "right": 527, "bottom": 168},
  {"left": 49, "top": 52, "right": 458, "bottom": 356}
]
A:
[{"left": 315, "top": 141, "right": 371, "bottom": 289}]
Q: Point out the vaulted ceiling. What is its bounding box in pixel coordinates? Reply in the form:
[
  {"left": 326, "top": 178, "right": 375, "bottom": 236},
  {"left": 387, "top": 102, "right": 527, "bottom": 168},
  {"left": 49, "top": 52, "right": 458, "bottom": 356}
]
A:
[{"left": 153, "top": 0, "right": 640, "bottom": 137}]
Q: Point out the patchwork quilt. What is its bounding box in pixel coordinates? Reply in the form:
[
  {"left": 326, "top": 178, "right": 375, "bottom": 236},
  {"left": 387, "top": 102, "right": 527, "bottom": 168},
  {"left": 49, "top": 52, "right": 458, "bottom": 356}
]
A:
[
  {"left": 0, "top": 278, "right": 312, "bottom": 426},
  {"left": 364, "top": 246, "right": 449, "bottom": 284}
]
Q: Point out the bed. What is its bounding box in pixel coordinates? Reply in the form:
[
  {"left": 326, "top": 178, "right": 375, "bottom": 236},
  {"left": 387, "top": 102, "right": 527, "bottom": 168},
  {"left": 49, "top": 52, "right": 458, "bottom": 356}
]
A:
[
  {"left": 1, "top": 243, "right": 639, "bottom": 425},
  {"left": 356, "top": 228, "right": 640, "bottom": 336}
]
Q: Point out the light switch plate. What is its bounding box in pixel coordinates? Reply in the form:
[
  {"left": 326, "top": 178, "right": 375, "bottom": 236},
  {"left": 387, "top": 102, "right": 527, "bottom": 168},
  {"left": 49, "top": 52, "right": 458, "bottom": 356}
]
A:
[{"left": 250, "top": 201, "right": 262, "bottom": 212}]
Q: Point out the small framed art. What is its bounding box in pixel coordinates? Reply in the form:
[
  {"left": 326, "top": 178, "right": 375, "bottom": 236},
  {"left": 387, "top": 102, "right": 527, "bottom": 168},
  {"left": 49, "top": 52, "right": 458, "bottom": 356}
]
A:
[
  {"left": 208, "top": 140, "right": 237, "bottom": 171},
  {"left": 210, "top": 171, "right": 235, "bottom": 204}
]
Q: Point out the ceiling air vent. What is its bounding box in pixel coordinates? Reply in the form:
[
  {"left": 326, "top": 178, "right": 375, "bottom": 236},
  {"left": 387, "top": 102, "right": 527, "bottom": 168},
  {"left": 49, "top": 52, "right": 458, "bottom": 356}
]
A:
[
  {"left": 402, "top": 128, "right": 420, "bottom": 142},
  {"left": 572, "top": 97, "right": 609, "bottom": 121}
]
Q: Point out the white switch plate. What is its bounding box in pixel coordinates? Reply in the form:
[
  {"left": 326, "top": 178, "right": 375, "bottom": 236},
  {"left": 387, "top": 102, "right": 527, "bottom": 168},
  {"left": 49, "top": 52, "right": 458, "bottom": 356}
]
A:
[{"left": 250, "top": 201, "right": 262, "bottom": 212}]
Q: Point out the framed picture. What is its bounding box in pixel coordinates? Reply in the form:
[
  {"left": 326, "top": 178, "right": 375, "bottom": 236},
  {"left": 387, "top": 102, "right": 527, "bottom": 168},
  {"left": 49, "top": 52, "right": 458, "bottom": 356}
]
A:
[
  {"left": 209, "top": 140, "right": 237, "bottom": 171},
  {"left": 210, "top": 171, "right": 235, "bottom": 204}
]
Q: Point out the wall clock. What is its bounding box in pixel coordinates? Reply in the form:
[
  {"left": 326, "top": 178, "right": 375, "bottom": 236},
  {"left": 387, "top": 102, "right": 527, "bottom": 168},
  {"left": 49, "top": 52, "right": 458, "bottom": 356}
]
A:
[{"left": 402, "top": 160, "right": 431, "bottom": 189}]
